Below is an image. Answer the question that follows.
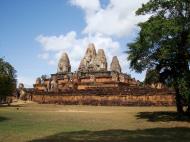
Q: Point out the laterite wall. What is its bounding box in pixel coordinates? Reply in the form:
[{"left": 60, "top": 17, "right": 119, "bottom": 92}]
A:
[{"left": 32, "top": 94, "right": 175, "bottom": 106}]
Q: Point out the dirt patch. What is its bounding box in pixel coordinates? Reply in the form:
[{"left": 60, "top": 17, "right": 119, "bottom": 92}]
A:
[
  {"left": 57, "top": 109, "right": 112, "bottom": 113},
  {"left": 10, "top": 99, "right": 37, "bottom": 106}
]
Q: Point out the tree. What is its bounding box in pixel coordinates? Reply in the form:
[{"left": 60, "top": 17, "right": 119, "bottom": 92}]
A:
[
  {"left": 127, "top": 0, "right": 190, "bottom": 114},
  {"left": 144, "top": 69, "right": 160, "bottom": 85},
  {"left": 0, "top": 58, "right": 17, "bottom": 103}
]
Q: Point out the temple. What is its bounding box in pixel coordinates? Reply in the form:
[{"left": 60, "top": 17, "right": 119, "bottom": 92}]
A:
[
  {"left": 33, "top": 43, "right": 140, "bottom": 93},
  {"left": 31, "top": 43, "right": 175, "bottom": 105}
]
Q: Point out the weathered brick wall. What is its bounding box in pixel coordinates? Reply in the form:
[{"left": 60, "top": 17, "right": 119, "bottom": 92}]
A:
[
  {"left": 32, "top": 94, "right": 175, "bottom": 106},
  {"left": 31, "top": 84, "right": 175, "bottom": 106}
]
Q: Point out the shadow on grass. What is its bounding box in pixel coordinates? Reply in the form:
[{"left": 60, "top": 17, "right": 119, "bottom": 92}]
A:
[
  {"left": 0, "top": 104, "right": 24, "bottom": 108},
  {"left": 136, "top": 111, "right": 190, "bottom": 122},
  {"left": 0, "top": 116, "right": 9, "bottom": 122},
  {"left": 28, "top": 127, "right": 190, "bottom": 142}
]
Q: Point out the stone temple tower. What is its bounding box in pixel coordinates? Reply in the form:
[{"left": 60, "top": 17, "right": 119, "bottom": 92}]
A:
[
  {"left": 57, "top": 52, "right": 71, "bottom": 73},
  {"left": 94, "top": 49, "right": 107, "bottom": 71},
  {"left": 78, "top": 43, "right": 107, "bottom": 72},
  {"left": 78, "top": 43, "right": 97, "bottom": 71},
  {"left": 110, "top": 56, "right": 121, "bottom": 73}
]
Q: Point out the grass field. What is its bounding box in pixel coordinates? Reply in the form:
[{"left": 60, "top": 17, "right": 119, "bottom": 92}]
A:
[{"left": 0, "top": 101, "right": 190, "bottom": 142}]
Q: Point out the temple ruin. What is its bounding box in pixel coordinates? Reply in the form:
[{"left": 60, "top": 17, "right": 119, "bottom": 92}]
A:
[
  {"left": 32, "top": 43, "right": 175, "bottom": 106},
  {"left": 34, "top": 43, "right": 139, "bottom": 92}
]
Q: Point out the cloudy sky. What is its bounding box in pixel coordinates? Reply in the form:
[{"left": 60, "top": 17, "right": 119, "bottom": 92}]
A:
[{"left": 0, "top": 0, "right": 149, "bottom": 87}]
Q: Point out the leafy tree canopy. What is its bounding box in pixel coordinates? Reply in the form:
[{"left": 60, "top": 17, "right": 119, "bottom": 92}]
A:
[
  {"left": 127, "top": 0, "right": 190, "bottom": 114},
  {"left": 0, "top": 58, "right": 17, "bottom": 100},
  {"left": 144, "top": 69, "right": 160, "bottom": 85}
]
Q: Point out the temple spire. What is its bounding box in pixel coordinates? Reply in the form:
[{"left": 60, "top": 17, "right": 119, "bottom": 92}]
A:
[
  {"left": 110, "top": 56, "right": 121, "bottom": 73},
  {"left": 57, "top": 52, "right": 71, "bottom": 73}
]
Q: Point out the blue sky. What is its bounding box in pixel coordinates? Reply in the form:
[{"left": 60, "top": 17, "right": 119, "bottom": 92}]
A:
[{"left": 0, "top": 0, "right": 148, "bottom": 87}]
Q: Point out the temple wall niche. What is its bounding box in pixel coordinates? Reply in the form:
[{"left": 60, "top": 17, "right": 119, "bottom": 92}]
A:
[
  {"left": 119, "top": 74, "right": 125, "bottom": 82},
  {"left": 111, "top": 72, "right": 119, "bottom": 82},
  {"left": 50, "top": 76, "right": 58, "bottom": 92}
]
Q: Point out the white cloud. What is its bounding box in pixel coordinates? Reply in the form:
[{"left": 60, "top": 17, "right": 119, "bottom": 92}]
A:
[
  {"left": 36, "top": 32, "right": 122, "bottom": 72},
  {"left": 70, "top": 0, "right": 100, "bottom": 14},
  {"left": 71, "top": 0, "right": 149, "bottom": 37},
  {"left": 38, "top": 53, "right": 49, "bottom": 60},
  {"left": 17, "top": 75, "right": 35, "bottom": 88},
  {"left": 36, "top": 31, "right": 77, "bottom": 52},
  {"left": 48, "top": 60, "right": 56, "bottom": 65}
]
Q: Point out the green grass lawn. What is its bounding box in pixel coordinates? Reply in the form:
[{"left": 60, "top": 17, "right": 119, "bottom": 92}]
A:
[{"left": 0, "top": 102, "right": 190, "bottom": 142}]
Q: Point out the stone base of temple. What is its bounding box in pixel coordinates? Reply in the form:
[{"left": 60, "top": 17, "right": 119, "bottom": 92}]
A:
[
  {"left": 30, "top": 84, "right": 175, "bottom": 106},
  {"left": 31, "top": 94, "right": 175, "bottom": 106}
]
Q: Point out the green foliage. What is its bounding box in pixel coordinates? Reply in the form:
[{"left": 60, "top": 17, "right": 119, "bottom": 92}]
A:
[
  {"left": 178, "top": 75, "right": 190, "bottom": 102},
  {"left": 0, "top": 58, "right": 16, "bottom": 100},
  {"left": 144, "top": 69, "right": 160, "bottom": 85},
  {"left": 127, "top": 0, "right": 190, "bottom": 113}
]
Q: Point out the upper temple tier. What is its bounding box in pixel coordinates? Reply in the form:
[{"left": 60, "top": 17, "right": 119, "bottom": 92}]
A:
[
  {"left": 78, "top": 43, "right": 108, "bottom": 72},
  {"left": 34, "top": 43, "right": 141, "bottom": 93},
  {"left": 57, "top": 52, "right": 71, "bottom": 73}
]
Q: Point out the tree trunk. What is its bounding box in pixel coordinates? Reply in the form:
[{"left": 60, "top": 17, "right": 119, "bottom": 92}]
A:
[
  {"left": 175, "top": 87, "right": 184, "bottom": 114},
  {"left": 187, "top": 105, "right": 190, "bottom": 113},
  {"left": 186, "top": 98, "right": 190, "bottom": 116}
]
